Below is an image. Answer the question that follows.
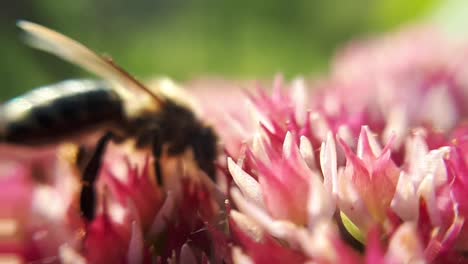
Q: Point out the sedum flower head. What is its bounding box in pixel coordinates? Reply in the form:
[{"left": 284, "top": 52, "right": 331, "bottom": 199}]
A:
[{"left": 215, "top": 25, "right": 468, "bottom": 264}]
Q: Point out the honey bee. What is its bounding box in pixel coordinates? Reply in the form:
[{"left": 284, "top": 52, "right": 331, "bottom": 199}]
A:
[{"left": 0, "top": 21, "right": 218, "bottom": 220}]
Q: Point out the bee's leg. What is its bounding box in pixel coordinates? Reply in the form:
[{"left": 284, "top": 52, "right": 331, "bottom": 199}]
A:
[
  {"left": 80, "top": 131, "right": 115, "bottom": 221},
  {"left": 136, "top": 128, "right": 164, "bottom": 186},
  {"left": 151, "top": 135, "right": 164, "bottom": 186}
]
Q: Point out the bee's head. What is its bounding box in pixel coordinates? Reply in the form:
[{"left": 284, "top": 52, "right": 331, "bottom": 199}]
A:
[
  {"left": 151, "top": 78, "right": 218, "bottom": 179},
  {"left": 155, "top": 97, "right": 218, "bottom": 181}
]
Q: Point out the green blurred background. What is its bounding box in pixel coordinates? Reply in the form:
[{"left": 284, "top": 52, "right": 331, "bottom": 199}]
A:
[{"left": 0, "top": 0, "right": 456, "bottom": 100}]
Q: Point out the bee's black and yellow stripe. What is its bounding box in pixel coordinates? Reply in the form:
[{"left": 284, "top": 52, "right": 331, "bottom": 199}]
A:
[{"left": 0, "top": 79, "right": 124, "bottom": 144}]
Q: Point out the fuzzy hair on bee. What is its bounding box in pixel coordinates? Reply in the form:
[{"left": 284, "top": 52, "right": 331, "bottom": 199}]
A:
[{"left": 0, "top": 21, "right": 218, "bottom": 221}]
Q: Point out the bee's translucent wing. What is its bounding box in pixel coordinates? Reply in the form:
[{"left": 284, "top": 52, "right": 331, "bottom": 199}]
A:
[{"left": 17, "top": 20, "right": 165, "bottom": 107}]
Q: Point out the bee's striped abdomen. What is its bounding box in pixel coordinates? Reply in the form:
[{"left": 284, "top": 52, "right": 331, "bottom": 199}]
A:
[{"left": 0, "top": 79, "right": 124, "bottom": 144}]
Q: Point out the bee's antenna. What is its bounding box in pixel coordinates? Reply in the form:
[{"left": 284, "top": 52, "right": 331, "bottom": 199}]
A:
[{"left": 17, "top": 20, "right": 165, "bottom": 107}]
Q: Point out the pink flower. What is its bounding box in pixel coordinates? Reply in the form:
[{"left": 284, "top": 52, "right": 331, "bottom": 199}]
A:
[
  {"left": 336, "top": 126, "right": 400, "bottom": 233},
  {"left": 217, "top": 25, "right": 468, "bottom": 263}
]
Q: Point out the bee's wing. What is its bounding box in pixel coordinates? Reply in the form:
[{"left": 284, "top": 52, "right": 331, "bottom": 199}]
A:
[{"left": 17, "top": 20, "right": 165, "bottom": 107}]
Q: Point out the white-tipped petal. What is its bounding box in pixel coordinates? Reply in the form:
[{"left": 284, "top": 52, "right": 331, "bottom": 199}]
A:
[
  {"left": 251, "top": 129, "right": 270, "bottom": 163},
  {"left": 282, "top": 131, "right": 294, "bottom": 158},
  {"left": 228, "top": 158, "right": 264, "bottom": 208},
  {"left": 230, "top": 188, "right": 297, "bottom": 241},
  {"left": 391, "top": 172, "right": 419, "bottom": 221},
  {"left": 230, "top": 210, "right": 264, "bottom": 242},
  {"left": 307, "top": 172, "right": 335, "bottom": 228},
  {"left": 426, "top": 147, "right": 451, "bottom": 188},
  {"left": 292, "top": 78, "right": 308, "bottom": 126},
  {"left": 417, "top": 176, "right": 441, "bottom": 226},
  {"left": 320, "top": 132, "right": 338, "bottom": 194},
  {"left": 405, "top": 133, "right": 429, "bottom": 183},
  {"left": 300, "top": 136, "right": 316, "bottom": 170}
]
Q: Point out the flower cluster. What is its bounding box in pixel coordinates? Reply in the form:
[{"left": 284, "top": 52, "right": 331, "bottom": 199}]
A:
[
  {"left": 3, "top": 24, "right": 468, "bottom": 263},
  {"left": 0, "top": 140, "right": 225, "bottom": 263},
  {"left": 202, "top": 26, "right": 468, "bottom": 263}
]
